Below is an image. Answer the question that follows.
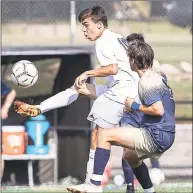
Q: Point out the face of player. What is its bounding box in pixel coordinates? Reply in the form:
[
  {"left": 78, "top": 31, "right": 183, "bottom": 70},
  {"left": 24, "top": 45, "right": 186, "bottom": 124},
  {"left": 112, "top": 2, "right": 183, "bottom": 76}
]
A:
[{"left": 81, "top": 18, "right": 103, "bottom": 41}]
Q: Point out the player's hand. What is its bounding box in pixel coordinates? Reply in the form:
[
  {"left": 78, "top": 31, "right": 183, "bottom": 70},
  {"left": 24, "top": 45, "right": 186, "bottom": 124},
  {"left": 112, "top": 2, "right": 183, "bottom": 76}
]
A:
[
  {"left": 124, "top": 97, "right": 135, "bottom": 113},
  {"left": 77, "top": 83, "right": 91, "bottom": 96},
  {"left": 74, "top": 72, "right": 88, "bottom": 89},
  {"left": 14, "top": 100, "right": 41, "bottom": 117},
  {"left": 1, "top": 107, "right": 9, "bottom": 120}
]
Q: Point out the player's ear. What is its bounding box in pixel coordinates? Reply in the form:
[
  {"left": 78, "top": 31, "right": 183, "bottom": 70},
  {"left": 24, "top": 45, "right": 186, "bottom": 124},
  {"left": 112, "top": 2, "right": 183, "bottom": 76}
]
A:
[
  {"left": 97, "top": 21, "right": 103, "bottom": 29},
  {"left": 136, "top": 60, "right": 143, "bottom": 70},
  {"left": 130, "top": 58, "right": 135, "bottom": 65}
]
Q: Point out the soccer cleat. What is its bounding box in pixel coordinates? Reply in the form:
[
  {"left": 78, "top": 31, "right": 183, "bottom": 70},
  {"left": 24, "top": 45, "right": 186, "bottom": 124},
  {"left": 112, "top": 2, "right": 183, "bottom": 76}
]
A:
[
  {"left": 14, "top": 100, "right": 42, "bottom": 117},
  {"left": 67, "top": 182, "right": 103, "bottom": 193}
]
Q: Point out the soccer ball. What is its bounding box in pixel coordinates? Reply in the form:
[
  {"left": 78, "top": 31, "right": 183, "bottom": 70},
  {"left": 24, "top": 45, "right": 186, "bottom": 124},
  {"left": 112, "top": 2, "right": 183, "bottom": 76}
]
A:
[
  {"left": 149, "top": 168, "right": 165, "bottom": 185},
  {"left": 11, "top": 60, "right": 38, "bottom": 88}
]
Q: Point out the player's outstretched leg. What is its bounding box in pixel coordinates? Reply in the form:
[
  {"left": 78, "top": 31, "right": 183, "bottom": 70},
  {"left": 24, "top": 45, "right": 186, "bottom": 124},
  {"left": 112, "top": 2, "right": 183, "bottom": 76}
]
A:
[
  {"left": 14, "top": 88, "right": 79, "bottom": 116},
  {"left": 14, "top": 83, "right": 97, "bottom": 117}
]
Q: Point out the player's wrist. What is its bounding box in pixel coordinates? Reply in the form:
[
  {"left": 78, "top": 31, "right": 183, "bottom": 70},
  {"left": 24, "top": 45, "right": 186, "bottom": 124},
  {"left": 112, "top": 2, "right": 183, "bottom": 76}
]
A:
[
  {"left": 131, "top": 102, "right": 140, "bottom": 111},
  {"left": 85, "top": 71, "right": 91, "bottom": 77}
]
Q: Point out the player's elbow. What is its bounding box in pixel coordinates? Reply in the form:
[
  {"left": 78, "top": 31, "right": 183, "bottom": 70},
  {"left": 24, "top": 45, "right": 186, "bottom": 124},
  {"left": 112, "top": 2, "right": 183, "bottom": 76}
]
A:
[
  {"left": 153, "top": 107, "right": 164, "bottom": 116},
  {"left": 151, "top": 101, "right": 164, "bottom": 116},
  {"left": 110, "top": 64, "right": 118, "bottom": 75}
]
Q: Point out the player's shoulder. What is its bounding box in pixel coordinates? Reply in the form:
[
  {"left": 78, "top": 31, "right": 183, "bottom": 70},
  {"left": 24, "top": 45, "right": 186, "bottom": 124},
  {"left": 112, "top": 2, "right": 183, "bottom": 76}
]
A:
[
  {"left": 97, "top": 29, "right": 123, "bottom": 45},
  {"left": 139, "top": 70, "right": 164, "bottom": 90},
  {"left": 140, "top": 70, "right": 162, "bottom": 82}
]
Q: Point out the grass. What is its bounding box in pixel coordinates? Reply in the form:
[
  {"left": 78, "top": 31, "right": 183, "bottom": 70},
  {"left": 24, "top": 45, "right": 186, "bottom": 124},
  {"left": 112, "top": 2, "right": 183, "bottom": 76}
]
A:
[{"left": 2, "top": 182, "right": 193, "bottom": 193}]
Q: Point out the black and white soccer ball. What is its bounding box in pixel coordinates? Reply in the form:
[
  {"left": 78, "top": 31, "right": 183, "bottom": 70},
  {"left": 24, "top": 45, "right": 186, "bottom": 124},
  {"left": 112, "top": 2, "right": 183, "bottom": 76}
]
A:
[{"left": 11, "top": 60, "right": 38, "bottom": 88}]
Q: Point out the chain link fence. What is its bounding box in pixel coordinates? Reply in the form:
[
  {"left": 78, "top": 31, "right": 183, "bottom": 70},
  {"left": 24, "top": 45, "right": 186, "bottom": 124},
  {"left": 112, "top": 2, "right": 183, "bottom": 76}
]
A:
[{"left": 2, "top": 1, "right": 192, "bottom": 46}]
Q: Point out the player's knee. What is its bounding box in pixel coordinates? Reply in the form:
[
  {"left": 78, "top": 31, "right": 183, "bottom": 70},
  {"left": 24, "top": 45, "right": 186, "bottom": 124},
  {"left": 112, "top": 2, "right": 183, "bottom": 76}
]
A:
[
  {"left": 91, "top": 127, "right": 98, "bottom": 140},
  {"left": 123, "top": 153, "right": 133, "bottom": 165},
  {"left": 130, "top": 160, "right": 143, "bottom": 168},
  {"left": 98, "top": 129, "right": 116, "bottom": 145},
  {"left": 125, "top": 158, "right": 142, "bottom": 168},
  {"left": 123, "top": 153, "right": 142, "bottom": 168},
  {"left": 98, "top": 129, "right": 109, "bottom": 143}
]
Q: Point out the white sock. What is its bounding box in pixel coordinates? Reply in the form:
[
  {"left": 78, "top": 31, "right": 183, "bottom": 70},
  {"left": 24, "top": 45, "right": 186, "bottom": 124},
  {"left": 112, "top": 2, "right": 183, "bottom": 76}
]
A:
[
  {"left": 36, "top": 88, "right": 79, "bottom": 113},
  {"left": 85, "top": 149, "right": 96, "bottom": 182},
  {"left": 144, "top": 187, "right": 155, "bottom": 193}
]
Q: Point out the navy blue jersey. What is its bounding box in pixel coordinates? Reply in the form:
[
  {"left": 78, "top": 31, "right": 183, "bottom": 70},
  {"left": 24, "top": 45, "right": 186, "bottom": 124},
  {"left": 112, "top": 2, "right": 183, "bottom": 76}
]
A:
[
  {"left": 121, "top": 71, "right": 175, "bottom": 153},
  {"left": 1, "top": 80, "right": 12, "bottom": 96},
  {"left": 120, "top": 111, "right": 142, "bottom": 128},
  {"left": 139, "top": 71, "right": 175, "bottom": 133}
]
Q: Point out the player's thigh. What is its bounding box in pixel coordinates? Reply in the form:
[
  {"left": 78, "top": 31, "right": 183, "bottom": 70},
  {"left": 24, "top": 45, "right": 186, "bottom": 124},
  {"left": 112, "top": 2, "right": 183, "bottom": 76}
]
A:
[
  {"left": 88, "top": 95, "right": 124, "bottom": 128},
  {"left": 98, "top": 127, "right": 137, "bottom": 150}
]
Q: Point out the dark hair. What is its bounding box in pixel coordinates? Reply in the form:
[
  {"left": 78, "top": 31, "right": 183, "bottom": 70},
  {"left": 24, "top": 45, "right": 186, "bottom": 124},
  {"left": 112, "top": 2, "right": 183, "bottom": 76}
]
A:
[
  {"left": 78, "top": 6, "right": 108, "bottom": 27},
  {"left": 127, "top": 41, "right": 154, "bottom": 70},
  {"left": 126, "top": 33, "right": 145, "bottom": 43}
]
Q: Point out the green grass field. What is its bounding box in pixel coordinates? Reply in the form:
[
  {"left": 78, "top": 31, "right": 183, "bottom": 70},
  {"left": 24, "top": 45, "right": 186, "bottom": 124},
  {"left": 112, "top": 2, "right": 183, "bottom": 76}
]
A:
[{"left": 2, "top": 182, "right": 192, "bottom": 193}]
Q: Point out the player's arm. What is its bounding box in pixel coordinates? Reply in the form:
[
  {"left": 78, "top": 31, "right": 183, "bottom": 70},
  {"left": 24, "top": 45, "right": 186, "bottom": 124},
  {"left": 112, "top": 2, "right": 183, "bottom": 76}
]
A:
[
  {"left": 125, "top": 97, "right": 164, "bottom": 116},
  {"left": 85, "top": 64, "right": 118, "bottom": 77},
  {"left": 138, "top": 101, "right": 164, "bottom": 116},
  {"left": 75, "top": 42, "right": 118, "bottom": 88},
  {"left": 2, "top": 89, "right": 16, "bottom": 108},
  {"left": 75, "top": 64, "right": 118, "bottom": 88},
  {"left": 78, "top": 83, "right": 97, "bottom": 100},
  {"left": 90, "top": 40, "right": 118, "bottom": 77},
  {"left": 1, "top": 89, "right": 16, "bottom": 119}
]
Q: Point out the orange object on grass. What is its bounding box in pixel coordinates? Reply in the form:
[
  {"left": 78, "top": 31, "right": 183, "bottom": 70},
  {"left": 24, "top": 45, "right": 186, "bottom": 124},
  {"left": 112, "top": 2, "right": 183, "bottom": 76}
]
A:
[{"left": 2, "top": 126, "right": 26, "bottom": 155}]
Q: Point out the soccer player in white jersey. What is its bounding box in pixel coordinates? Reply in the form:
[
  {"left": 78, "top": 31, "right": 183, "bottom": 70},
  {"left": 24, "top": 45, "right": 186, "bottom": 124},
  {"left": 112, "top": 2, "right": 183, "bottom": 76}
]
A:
[{"left": 13, "top": 6, "right": 140, "bottom": 192}]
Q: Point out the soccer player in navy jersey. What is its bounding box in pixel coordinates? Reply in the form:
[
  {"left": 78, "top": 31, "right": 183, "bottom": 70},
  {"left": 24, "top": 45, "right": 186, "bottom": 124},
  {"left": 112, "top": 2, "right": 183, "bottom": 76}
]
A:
[
  {"left": 121, "top": 33, "right": 166, "bottom": 192},
  {"left": 78, "top": 41, "right": 175, "bottom": 193}
]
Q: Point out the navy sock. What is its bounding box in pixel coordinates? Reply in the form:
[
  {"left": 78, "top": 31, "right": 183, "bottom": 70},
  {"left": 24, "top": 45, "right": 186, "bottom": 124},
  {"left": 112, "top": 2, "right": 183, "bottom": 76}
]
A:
[
  {"left": 132, "top": 162, "right": 153, "bottom": 190},
  {"left": 151, "top": 159, "right": 160, "bottom": 169},
  {"left": 122, "top": 158, "right": 134, "bottom": 191},
  {"left": 90, "top": 147, "right": 110, "bottom": 186}
]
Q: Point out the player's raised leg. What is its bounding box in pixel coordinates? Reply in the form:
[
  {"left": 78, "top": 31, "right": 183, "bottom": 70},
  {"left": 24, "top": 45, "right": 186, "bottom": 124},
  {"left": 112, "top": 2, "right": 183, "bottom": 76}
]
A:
[{"left": 14, "top": 83, "right": 97, "bottom": 116}]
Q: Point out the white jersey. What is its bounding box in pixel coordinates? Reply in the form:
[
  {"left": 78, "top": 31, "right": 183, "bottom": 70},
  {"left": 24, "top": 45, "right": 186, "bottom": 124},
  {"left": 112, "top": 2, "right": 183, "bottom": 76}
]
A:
[{"left": 95, "top": 29, "right": 140, "bottom": 104}]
